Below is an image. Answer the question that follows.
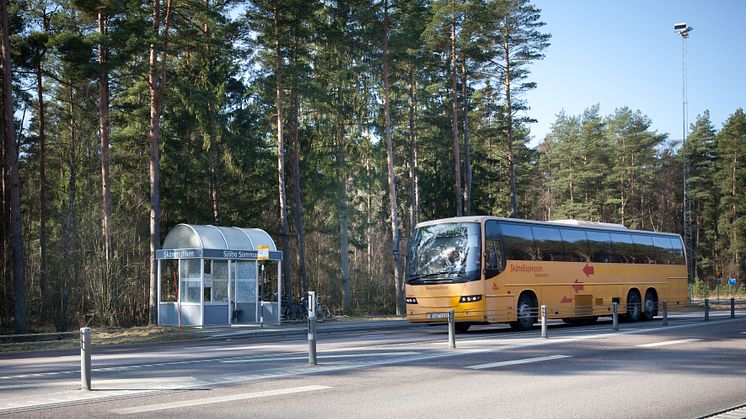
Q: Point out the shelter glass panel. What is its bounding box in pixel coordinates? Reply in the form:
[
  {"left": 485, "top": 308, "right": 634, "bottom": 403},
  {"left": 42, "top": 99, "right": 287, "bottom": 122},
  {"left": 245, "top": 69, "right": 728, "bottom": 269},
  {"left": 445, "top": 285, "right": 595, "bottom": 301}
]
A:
[
  {"left": 212, "top": 260, "right": 229, "bottom": 303},
  {"left": 234, "top": 261, "right": 257, "bottom": 303},
  {"left": 180, "top": 259, "right": 201, "bottom": 303},
  {"left": 160, "top": 260, "right": 178, "bottom": 302}
]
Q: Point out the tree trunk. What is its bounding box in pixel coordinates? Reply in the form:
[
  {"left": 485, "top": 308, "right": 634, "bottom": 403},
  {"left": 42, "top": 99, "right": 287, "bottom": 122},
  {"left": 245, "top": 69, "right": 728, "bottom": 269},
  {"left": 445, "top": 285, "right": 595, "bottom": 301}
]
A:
[
  {"left": 462, "top": 58, "right": 472, "bottom": 215},
  {"left": 407, "top": 66, "right": 419, "bottom": 231},
  {"left": 208, "top": 111, "right": 222, "bottom": 224},
  {"left": 290, "top": 87, "right": 308, "bottom": 295},
  {"left": 383, "top": 0, "right": 404, "bottom": 315},
  {"left": 274, "top": 3, "right": 292, "bottom": 299},
  {"left": 60, "top": 86, "right": 77, "bottom": 332},
  {"left": 148, "top": 0, "right": 170, "bottom": 325},
  {"left": 336, "top": 110, "right": 351, "bottom": 310},
  {"left": 450, "top": 0, "right": 462, "bottom": 216},
  {"left": 98, "top": 9, "right": 114, "bottom": 323},
  {"left": 36, "top": 60, "right": 48, "bottom": 321},
  {"left": 503, "top": 33, "right": 517, "bottom": 218},
  {"left": 2, "top": 0, "right": 26, "bottom": 333}
]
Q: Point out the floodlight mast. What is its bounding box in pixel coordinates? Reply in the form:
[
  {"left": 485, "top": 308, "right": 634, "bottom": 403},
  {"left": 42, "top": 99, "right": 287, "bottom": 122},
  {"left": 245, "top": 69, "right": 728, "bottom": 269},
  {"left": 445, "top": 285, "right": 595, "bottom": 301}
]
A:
[{"left": 674, "top": 23, "right": 694, "bottom": 284}]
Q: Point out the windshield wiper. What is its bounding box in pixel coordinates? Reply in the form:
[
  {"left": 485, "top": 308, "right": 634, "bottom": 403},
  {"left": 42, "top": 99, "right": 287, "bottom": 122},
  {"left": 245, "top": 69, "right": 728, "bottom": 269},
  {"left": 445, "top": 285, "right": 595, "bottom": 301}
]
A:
[{"left": 409, "top": 271, "right": 464, "bottom": 281}]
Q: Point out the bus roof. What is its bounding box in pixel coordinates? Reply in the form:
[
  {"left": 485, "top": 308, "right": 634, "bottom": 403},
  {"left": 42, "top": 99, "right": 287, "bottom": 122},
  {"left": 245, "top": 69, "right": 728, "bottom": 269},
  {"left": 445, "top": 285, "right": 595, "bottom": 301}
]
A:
[{"left": 414, "top": 216, "right": 682, "bottom": 238}]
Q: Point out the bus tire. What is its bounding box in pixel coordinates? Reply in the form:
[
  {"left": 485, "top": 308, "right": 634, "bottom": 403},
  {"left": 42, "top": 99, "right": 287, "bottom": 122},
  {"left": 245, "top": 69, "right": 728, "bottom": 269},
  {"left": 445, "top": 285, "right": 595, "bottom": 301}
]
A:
[
  {"left": 642, "top": 289, "right": 658, "bottom": 321},
  {"left": 510, "top": 293, "right": 536, "bottom": 331},
  {"left": 624, "top": 290, "right": 642, "bottom": 322},
  {"left": 455, "top": 322, "right": 471, "bottom": 333}
]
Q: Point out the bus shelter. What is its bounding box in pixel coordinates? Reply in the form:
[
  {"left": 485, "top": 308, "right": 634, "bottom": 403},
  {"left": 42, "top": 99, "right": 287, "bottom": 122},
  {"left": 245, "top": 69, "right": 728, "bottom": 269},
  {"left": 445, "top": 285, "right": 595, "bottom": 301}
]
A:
[{"left": 156, "top": 224, "right": 283, "bottom": 327}]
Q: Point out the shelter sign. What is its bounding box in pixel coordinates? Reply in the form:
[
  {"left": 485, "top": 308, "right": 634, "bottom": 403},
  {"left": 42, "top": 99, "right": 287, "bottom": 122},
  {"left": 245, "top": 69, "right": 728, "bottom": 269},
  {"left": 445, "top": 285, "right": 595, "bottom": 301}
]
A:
[{"left": 258, "top": 245, "right": 270, "bottom": 261}]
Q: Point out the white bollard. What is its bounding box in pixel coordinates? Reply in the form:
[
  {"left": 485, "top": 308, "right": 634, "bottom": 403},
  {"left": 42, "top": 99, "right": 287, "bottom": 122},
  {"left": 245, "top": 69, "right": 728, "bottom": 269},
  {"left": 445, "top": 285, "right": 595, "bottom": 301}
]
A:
[
  {"left": 448, "top": 310, "right": 456, "bottom": 349},
  {"left": 540, "top": 305, "right": 548, "bottom": 339},
  {"left": 80, "top": 327, "right": 91, "bottom": 390}
]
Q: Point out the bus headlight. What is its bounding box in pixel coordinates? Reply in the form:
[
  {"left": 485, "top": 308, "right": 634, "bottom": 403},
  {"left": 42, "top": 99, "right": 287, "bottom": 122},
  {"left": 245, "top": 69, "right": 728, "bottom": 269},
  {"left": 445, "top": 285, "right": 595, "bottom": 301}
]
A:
[
  {"left": 406, "top": 297, "right": 418, "bottom": 304},
  {"left": 459, "top": 295, "right": 482, "bottom": 303}
]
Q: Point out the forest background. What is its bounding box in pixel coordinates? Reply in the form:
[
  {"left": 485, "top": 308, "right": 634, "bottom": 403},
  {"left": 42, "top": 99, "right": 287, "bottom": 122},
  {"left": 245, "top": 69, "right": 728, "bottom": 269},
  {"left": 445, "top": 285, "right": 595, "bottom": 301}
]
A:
[{"left": 1, "top": 0, "right": 744, "bottom": 333}]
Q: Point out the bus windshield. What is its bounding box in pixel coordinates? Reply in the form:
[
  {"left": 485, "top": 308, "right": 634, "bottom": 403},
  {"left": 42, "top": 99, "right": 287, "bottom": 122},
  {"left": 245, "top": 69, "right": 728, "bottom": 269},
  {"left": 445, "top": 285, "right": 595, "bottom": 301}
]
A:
[{"left": 407, "top": 222, "right": 481, "bottom": 284}]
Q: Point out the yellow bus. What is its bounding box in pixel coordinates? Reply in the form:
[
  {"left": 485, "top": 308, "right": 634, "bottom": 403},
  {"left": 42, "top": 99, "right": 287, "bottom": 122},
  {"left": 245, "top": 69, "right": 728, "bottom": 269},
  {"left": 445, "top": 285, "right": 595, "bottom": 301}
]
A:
[{"left": 405, "top": 216, "right": 688, "bottom": 332}]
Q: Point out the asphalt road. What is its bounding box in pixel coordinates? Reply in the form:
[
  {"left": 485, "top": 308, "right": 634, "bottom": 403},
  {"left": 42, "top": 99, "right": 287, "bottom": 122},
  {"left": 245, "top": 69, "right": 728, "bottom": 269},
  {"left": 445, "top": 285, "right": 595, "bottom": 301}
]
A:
[{"left": 1, "top": 310, "right": 745, "bottom": 418}]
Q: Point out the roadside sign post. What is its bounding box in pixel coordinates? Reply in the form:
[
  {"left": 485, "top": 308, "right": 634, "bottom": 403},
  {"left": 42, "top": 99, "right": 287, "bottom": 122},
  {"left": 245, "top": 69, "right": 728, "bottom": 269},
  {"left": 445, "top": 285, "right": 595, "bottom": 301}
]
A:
[
  {"left": 612, "top": 302, "right": 619, "bottom": 332},
  {"left": 308, "top": 291, "right": 317, "bottom": 365},
  {"left": 258, "top": 246, "right": 269, "bottom": 329},
  {"left": 704, "top": 298, "right": 710, "bottom": 321}
]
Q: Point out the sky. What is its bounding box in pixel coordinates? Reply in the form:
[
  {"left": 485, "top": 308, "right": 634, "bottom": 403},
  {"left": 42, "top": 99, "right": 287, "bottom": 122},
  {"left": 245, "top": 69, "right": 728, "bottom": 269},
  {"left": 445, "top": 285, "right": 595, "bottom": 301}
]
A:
[{"left": 523, "top": 0, "right": 746, "bottom": 148}]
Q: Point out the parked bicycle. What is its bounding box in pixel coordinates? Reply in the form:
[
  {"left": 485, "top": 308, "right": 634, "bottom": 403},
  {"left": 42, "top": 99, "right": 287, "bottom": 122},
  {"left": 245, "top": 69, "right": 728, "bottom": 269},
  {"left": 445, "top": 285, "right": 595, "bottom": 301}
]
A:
[
  {"left": 280, "top": 295, "right": 306, "bottom": 321},
  {"left": 301, "top": 295, "right": 331, "bottom": 321},
  {"left": 280, "top": 294, "right": 332, "bottom": 322}
]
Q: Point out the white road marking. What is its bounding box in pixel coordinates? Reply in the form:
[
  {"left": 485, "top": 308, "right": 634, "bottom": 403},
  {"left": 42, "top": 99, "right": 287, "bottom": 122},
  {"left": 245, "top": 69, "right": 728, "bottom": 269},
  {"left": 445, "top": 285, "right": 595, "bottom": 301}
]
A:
[
  {"left": 110, "top": 385, "right": 331, "bottom": 415},
  {"left": 219, "top": 351, "right": 419, "bottom": 363},
  {"left": 637, "top": 338, "right": 701, "bottom": 348},
  {"left": 0, "top": 376, "right": 197, "bottom": 391},
  {"left": 465, "top": 354, "right": 571, "bottom": 370}
]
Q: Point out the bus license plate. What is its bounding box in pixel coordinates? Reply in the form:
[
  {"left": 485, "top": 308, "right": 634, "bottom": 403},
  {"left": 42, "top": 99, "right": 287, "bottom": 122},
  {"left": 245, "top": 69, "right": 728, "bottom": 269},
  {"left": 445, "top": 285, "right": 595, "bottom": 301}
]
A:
[{"left": 428, "top": 313, "right": 449, "bottom": 319}]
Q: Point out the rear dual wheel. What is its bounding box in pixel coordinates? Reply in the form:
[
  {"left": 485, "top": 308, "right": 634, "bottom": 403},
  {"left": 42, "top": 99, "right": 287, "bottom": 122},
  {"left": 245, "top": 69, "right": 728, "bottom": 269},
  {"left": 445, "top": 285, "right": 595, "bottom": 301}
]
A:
[
  {"left": 624, "top": 290, "right": 642, "bottom": 322},
  {"left": 510, "top": 293, "right": 537, "bottom": 331},
  {"left": 642, "top": 290, "right": 657, "bottom": 321}
]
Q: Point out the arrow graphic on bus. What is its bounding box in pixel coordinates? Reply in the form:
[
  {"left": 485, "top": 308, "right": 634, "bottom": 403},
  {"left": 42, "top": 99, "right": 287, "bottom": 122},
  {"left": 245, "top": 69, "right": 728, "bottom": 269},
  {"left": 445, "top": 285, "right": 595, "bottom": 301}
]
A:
[
  {"left": 582, "top": 263, "right": 595, "bottom": 277},
  {"left": 561, "top": 296, "right": 572, "bottom": 304},
  {"left": 572, "top": 279, "right": 584, "bottom": 293}
]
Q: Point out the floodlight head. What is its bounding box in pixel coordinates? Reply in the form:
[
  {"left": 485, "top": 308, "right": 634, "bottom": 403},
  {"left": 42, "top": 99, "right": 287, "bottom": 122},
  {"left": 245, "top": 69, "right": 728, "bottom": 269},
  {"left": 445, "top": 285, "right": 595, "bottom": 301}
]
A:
[{"left": 674, "top": 23, "right": 693, "bottom": 38}]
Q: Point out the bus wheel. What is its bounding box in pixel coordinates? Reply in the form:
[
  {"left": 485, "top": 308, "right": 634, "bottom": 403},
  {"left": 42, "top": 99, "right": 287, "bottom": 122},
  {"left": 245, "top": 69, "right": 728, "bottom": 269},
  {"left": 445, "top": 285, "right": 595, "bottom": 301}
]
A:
[
  {"left": 624, "top": 290, "right": 642, "bottom": 322},
  {"left": 642, "top": 289, "right": 657, "bottom": 321},
  {"left": 455, "top": 322, "right": 471, "bottom": 333},
  {"left": 511, "top": 294, "right": 536, "bottom": 331}
]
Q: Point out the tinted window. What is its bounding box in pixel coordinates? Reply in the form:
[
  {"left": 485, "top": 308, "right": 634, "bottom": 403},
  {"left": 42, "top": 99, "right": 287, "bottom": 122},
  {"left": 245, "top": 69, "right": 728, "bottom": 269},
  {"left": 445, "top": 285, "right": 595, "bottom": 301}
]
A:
[
  {"left": 587, "top": 231, "right": 615, "bottom": 263},
  {"left": 652, "top": 236, "right": 672, "bottom": 264},
  {"left": 485, "top": 221, "right": 504, "bottom": 275},
  {"left": 500, "top": 223, "right": 535, "bottom": 261},
  {"left": 561, "top": 229, "right": 590, "bottom": 262},
  {"left": 610, "top": 233, "right": 635, "bottom": 263},
  {"left": 532, "top": 226, "right": 566, "bottom": 261},
  {"left": 668, "top": 237, "right": 685, "bottom": 265},
  {"left": 631, "top": 235, "right": 655, "bottom": 264}
]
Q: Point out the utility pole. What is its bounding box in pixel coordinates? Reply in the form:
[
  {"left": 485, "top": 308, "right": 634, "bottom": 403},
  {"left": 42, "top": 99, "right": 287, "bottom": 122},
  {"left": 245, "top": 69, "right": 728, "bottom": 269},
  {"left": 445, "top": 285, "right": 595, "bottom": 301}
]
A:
[{"left": 674, "top": 22, "right": 694, "bottom": 286}]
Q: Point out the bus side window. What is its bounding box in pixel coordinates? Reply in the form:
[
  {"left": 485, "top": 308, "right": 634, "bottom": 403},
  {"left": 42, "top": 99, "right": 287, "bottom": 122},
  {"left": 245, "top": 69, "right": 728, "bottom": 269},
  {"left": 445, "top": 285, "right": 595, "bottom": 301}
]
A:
[
  {"left": 652, "top": 236, "right": 672, "bottom": 264},
  {"left": 500, "top": 223, "right": 536, "bottom": 261},
  {"left": 668, "top": 237, "right": 685, "bottom": 265},
  {"left": 484, "top": 240, "right": 503, "bottom": 277},
  {"left": 532, "top": 226, "right": 567, "bottom": 261},
  {"left": 587, "top": 231, "right": 614, "bottom": 263},
  {"left": 560, "top": 228, "right": 590, "bottom": 262},
  {"left": 484, "top": 221, "right": 504, "bottom": 276}
]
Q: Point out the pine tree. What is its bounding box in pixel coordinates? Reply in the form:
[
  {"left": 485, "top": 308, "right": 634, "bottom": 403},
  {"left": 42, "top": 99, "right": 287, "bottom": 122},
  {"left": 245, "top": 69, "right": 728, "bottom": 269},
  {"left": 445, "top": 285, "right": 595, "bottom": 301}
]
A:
[{"left": 716, "top": 109, "right": 746, "bottom": 280}]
